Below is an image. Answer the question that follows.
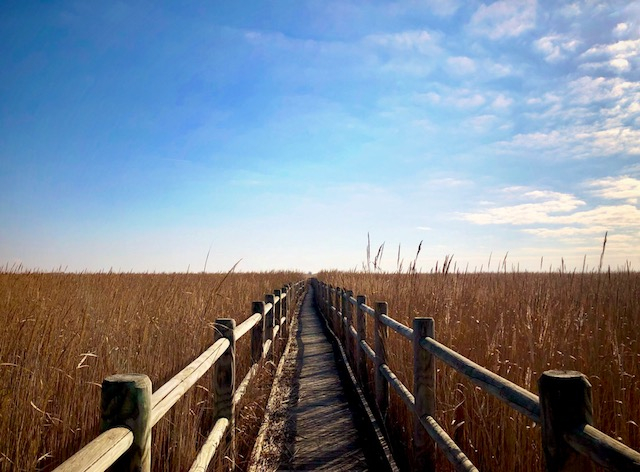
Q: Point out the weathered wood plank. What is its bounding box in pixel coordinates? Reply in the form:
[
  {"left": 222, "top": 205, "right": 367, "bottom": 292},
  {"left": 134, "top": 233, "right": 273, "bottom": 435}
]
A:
[
  {"left": 375, "top": 302, "right": 389, "bottom": 418},
  {"left": 213, "top": 319, "right": 236, "bottom": 470},
  {"left": 188, "top": 418, "right": 229, "bottom": 472},
  {"left": 284, "top": 286, "right": 369, "bottom": 471},
  {"left": 380, "top": 314, "right": 413, "bottom": 340},
  {"left": 419, "top": 336, "right": 540, "bottom": 422},
  {"left": 539, "top": 370, "right": 595, "bottom": 472},
  {"left": 52, "top": 428, "right": 133, "bottom": 472},
  {"left": 101, "top": 374, "right": 152, "bottom": 471},
  {"left": 235, "top": 313, "right": 262, "bottom": 341},
  {"left": 413, "top": 318, "right": 435, "bottom": 471},
  {"left": 356, "top": 295, "right": 368, "bottom": 387},
  {"left": 151, "top": 338, "right": 229, "bottom": 426}
]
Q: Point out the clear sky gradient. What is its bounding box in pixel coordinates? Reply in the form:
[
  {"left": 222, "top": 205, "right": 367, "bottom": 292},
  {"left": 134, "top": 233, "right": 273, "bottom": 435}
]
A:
[{"left": 1, "top": 1, "right": 639, "bottom": 272}]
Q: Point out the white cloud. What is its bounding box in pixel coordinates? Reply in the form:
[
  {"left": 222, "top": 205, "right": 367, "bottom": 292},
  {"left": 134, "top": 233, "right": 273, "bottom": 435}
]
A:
[
  {"left": 492, "top": 94, "right": 513, "bottom": 109},
  {"left": 365, "top": 30, "right": 441, "bottom": 55},
  {"left": 465, "top": 114, "right": 498, "bottom": 132},
  {"left": 381, "top": 0, "right": 461, "bottom": 18},
  {"left": 451, "top": 93, "right": 486, "bottom": 108},
  {"left": 587, "top": 176, "right": 640, "bottom": 204},
  {"left": 580, "top": 39, "right": 640, "bottom": 74},
  {"left": 447, "top": 56, "right": 476, "bottom": 75},
  {"left": 503, "top": 75, "right": 640, "bottom": 159},
  {"left": 461, "top": 186, "right": 640, "bottom": 234},
  {"left": 424, "top": 0, "right": 460, "bottom": 17},
  {"left": 534, "top": 34, "right": 581, "bottom": 62},
  {"left": 461, "top": 190, "right": 585, "bottom": 225},
  {"left": 523, "top": 226, "right": 609, "bottom": 238},
  {"left": 614, "top": 23, "right": 630, "bottom": 38},
  {"left": 470, "top": 0, "right": 537, "bottom": 40}
]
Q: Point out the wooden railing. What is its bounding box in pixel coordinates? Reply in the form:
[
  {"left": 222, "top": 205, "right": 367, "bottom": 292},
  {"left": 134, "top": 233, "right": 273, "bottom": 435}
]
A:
[
  {"left": 312, "top": 279, "right": 640, "bottom": 472},
  {"left": 53, "top": 280, "right": 306, "bottom": 472}
]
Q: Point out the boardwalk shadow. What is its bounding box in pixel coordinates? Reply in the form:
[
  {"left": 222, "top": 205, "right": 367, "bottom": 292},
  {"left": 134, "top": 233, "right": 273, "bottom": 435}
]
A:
[{"left": 280, "top": 286, "right": 392, "bottom": 471}]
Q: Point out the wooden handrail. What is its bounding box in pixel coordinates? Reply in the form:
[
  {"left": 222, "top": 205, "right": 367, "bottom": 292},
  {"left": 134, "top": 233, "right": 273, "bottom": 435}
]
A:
[
  {"left": 419, "top": 336, "right": 541, "bottom": 422},
  {"left": 189, "top": 418, "right": 229, "bottom": 472},
  {"left": 53, "top": 428, "right": 133, "bottom": 472},
  {"left": 151, "top": 338, "right": 230, "bottom": 426},
  {"left": 379, "top": 314, "right": 413, "bottom": 340},
  {"left": 235, "top": 312, "right": 262, "bottom": 340}
]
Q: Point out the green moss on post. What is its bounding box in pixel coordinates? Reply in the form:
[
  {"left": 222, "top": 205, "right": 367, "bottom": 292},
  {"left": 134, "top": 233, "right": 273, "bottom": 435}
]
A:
[{"left": 101, "top": 374, "right": 152, "bottom": 472}]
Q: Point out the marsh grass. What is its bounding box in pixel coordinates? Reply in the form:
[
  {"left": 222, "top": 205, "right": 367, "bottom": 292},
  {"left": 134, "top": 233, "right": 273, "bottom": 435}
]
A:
[
  {"left": 318, "top": 266, "right": 640, "bottom": 470},
  {"left": 0, "top": 270, "right": 302, "bottom": 471}
]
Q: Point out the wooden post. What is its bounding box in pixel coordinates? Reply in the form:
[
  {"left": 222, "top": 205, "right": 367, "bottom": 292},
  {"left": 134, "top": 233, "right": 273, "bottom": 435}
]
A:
[
  {"left": 281, "top": 286, "right": 288, "bottom": 339},
  {"left": 413, "top": 317, "right": 436, "bottom": 471},
  {"left": 265, "top": 294, "right": 275, "bottom": 360},
  {"left": 324, "top": 284, "right": 329, "bottom": 315},
  {"left": 334, "top": 287, "right": 341, "bottom": 335},
  {"left": 214, "top": 319, "right": 236, "bottom": 470},
  {"left": 274, "top": 289, "right": 282, "bottom": 342},
  {"left": 251, "top": 301, "right": 265, "bottom": 365},
  {"left": 356, "top": 295, "right": 368, "bottom": 387},
  {"left": 375, "top": 301, "right": 389, "bottom": 419},
  {"left": 538, "top": 370, "right": 595, "bottom": 472},
  {"left": 341, "top": 289, "right": 348, "bottom": 347},
  {"left": 325, "top": 284, "right": 330, "bottom": 314},
  {"left": 101, "top": 374, "right": 152, "bottom": 472},
  {"left": 322, "top": 283, "right": 330, "bottom": 318},
  {"left": 344, "top": 290, "right": 354, "bottom": 363}
]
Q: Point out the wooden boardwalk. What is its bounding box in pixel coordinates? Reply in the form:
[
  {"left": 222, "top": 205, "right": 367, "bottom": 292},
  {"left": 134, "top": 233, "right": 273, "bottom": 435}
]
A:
[{"left": 281, "top": 285, "right": 371, "bottom": 471}]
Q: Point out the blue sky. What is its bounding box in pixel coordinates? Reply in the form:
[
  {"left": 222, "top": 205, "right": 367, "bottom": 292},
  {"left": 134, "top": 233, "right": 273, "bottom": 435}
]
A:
[{"left": 1, "top": 0, "right": 639, "bottom": 272}]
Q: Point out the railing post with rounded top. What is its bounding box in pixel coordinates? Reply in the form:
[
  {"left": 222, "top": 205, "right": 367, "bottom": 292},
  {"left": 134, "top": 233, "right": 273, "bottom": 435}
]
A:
[
  {"left": 375, "top": 301, "right": 389, "bottom": 419},
  {"left": 356, "top": 295, "right": 368, "bottom": 387},
  {"left": 327, "top": 285, "right": 333, "bottom": 325},
  {"left": 281, "top": 286, "right": 288, "bottom": 339},
  {"left": 337, "top": 287, "right": 344, "bottom": 341},
  {"left": 264, "top": 294, "right": 275, "bottom": 360},
  {"left": 413, "top": 317, "right": 436, "bottom": 471},
  {"left": 325, "top": 284, "right": 330, "bottom": 314},
  {"left": 344, "top": 290, "right": 354, "bottom": 362},
  {"left": 274, "top": 289, "right": 282, "bottom": 341},
  {"left": 214, "top": 319, "right": 236, "bottom": 470},
  {"left": 539, "top": 370, "right": 595, "bottom": 472},
  {"left": 341, "top": 289, "right": 348, "bottom": 347},
  {"left": 101, "top": 374, "right": 152, "bottom": 472},
  {"left": 331, "top": 287, "right": 341, "bottom": 339},
  {"left": 324, "top": 283, "right": 329, "bottom": 315},
  {"left": 251, "top": 301, "right": 265, "bottom": 365}
]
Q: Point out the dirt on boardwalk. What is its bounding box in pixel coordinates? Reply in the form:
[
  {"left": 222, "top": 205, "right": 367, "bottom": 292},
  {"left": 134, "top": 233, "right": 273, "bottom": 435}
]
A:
[{"left": 247, "top": 303, "right": 301, "bottom": 471}]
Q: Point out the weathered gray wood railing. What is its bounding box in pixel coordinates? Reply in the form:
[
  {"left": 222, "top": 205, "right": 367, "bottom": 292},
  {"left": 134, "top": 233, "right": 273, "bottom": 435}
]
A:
[
  {"left": 312, "top": 279, "right": 640, "bottom": 472},
  {"left": 53, "top": 280, "right": 305, "bottom": 472}
]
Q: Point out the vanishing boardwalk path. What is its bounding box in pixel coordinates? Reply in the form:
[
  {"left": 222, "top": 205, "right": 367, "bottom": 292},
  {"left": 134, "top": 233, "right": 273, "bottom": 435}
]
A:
[{"left": 281, "top": 285, "right": 372, "bottom": 471}]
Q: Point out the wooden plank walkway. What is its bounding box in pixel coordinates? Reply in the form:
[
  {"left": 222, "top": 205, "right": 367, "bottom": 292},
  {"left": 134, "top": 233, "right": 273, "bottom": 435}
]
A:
[{"left": 281, "top": 285, "right": 369, "bottom": 471}]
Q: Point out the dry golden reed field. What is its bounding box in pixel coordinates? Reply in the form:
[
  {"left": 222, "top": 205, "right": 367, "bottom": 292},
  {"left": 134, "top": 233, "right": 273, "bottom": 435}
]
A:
[
  {"left": 317, "top": 266, "right": 640, "bottom": 471},
  {"left": 0, "top": 270, "right": 303, "bottom": 471},
  {"left": 1, "top": 263, "right": 639, "bottom": 471}
]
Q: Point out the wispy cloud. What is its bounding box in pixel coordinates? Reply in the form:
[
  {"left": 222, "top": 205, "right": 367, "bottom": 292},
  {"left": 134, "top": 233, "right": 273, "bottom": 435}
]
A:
[
  {"left": 364, "top": 30, "right": 442, "bottom": 56},
  {"left": 587, "top": 176, "right": 640, "bottom": 204},
  {"left": 580, "top": 39, "right": 640, "bottom": 74},
  {"left": 501, "top": 75, "right": 640, "bottom": 159},
  {"left": 460, "top": 183, "right": 640, "bottom": 249},
  {"left": 461, "top": 190, "right": 585, "bottom": 225},
  {"left": 469, "top": 0, "right": 537, "bottom": 40},
  {"left": 534, "top": 34, "right": 581, "bottom": 62},
  {"left": 446, "top": 56, "right": 476, "bottom": 75}
]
